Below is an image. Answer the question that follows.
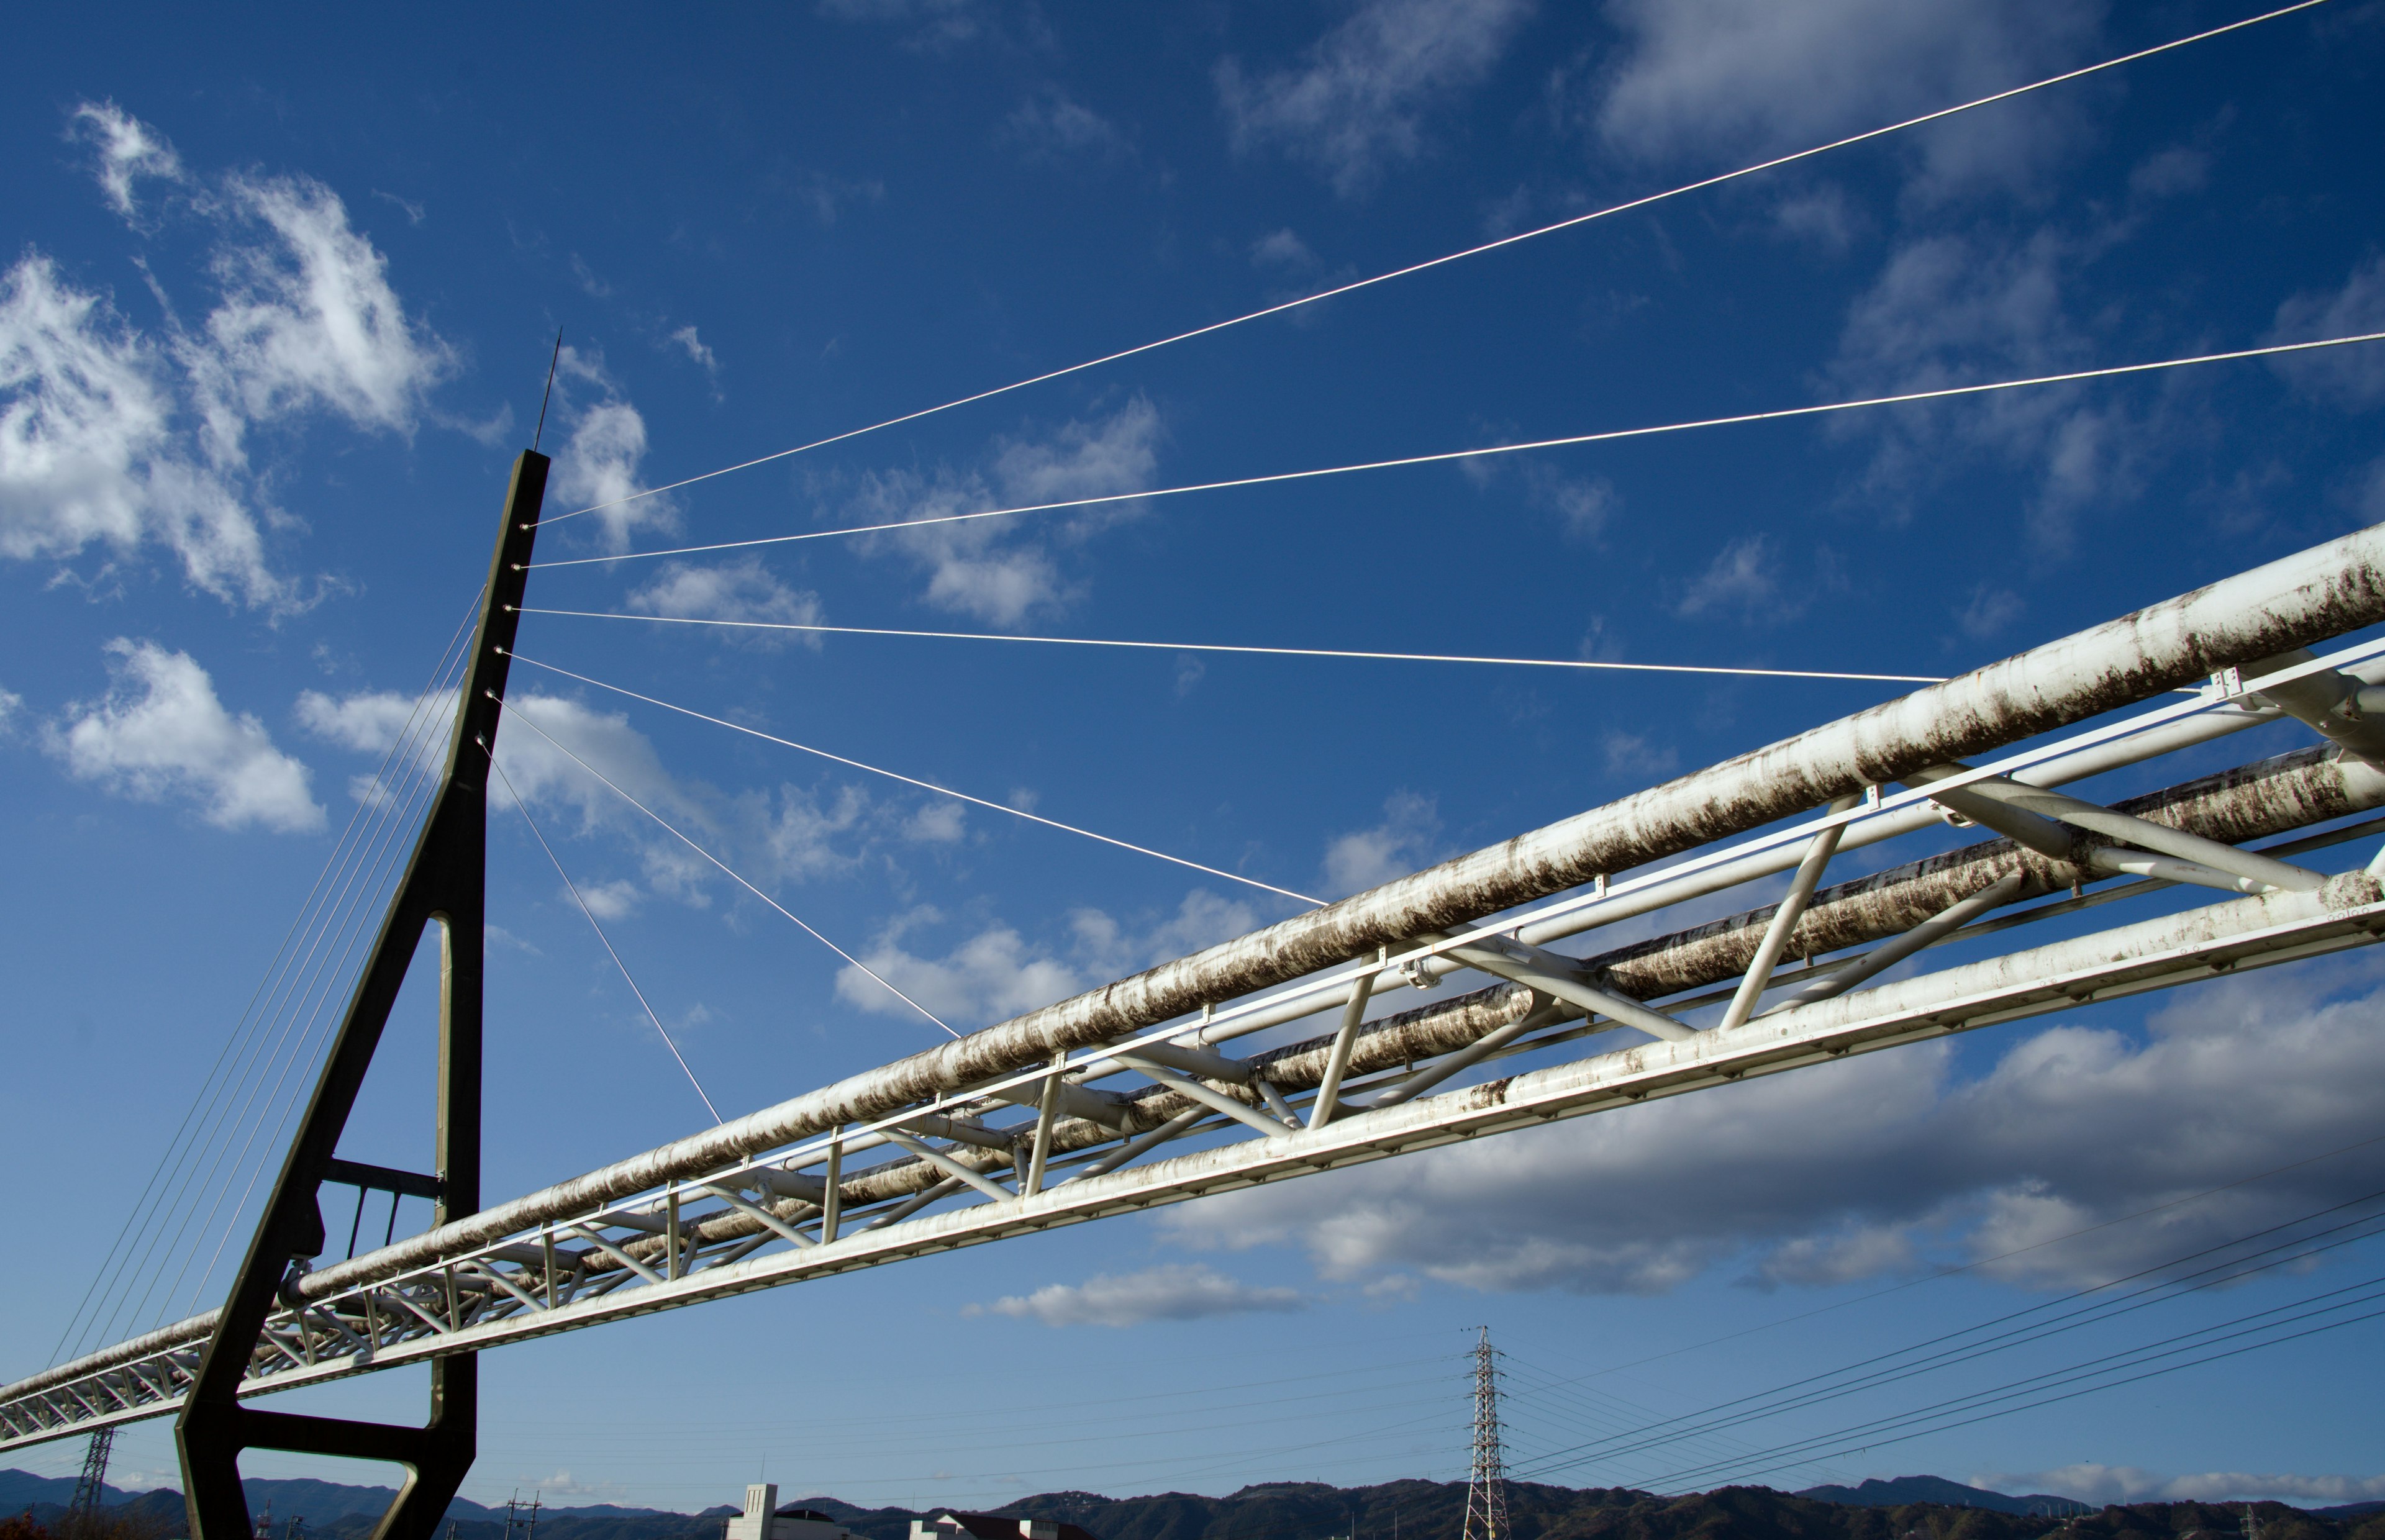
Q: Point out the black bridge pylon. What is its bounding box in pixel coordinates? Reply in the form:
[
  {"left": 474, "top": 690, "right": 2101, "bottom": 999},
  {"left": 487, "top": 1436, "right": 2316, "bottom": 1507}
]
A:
[{"left": 176, "top": 451, "right": 548, "bottom": 1540}]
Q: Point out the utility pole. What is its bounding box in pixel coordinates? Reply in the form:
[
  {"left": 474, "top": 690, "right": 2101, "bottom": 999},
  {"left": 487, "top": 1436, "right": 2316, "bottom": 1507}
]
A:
[
  {"left": 68, "top": 1427, "right": 114, "bottom": 1534},
  {"left": 1460, "top": 1328, "right": 1510, "bottom": 1540}
]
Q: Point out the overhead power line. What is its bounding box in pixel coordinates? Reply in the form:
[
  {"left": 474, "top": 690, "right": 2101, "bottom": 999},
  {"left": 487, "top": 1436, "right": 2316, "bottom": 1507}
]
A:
[
  {"left": 516, "top": 612, "right": 1947, "bottom": 685},
  {"left": 529, "top": 330, "right": 2385, "bottom": 571},
  {"left": 1506, "top": 1191, "right": 2385, "bottom": 1485},
  {"left": 529, "top": 0, "right": 2331, "bottom": 532}
]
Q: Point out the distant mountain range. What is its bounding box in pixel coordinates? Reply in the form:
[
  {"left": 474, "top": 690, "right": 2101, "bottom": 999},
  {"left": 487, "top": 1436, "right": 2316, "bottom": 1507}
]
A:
[
  {"left": 1794, "top": 1477, "right": 2081, "bottom": 1515},
  {"left": 6, "top": 1469, "right": 2382, "bottom": 1540}
]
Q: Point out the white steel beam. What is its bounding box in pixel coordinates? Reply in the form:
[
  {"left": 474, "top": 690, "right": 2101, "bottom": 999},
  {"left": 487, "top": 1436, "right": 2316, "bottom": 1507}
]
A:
[{"left": 10, "top": 873, "right": 2374, "bottom": 1451}]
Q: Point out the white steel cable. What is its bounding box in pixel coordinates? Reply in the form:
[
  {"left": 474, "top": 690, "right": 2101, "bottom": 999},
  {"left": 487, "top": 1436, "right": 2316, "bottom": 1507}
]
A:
[
  {"left": 517, "top": 612, "right": 1946, "bottom": 685},
  {"left": 165, "top": 689, "right": 475, "bottom": 1319},
  {"left": 64, "top": 596, "right": 484, "bottom": 1354},
  {"left": 506, "top": 651, "right": 1328, "bottom": 906},
  {"left": 530, "top": 330, "right": 2385, "bottom": 571},
  {"left": 147, "top": 632, "right": 482, "bottom": 1327},
  {"left": 528, "top": 0, "right": 2332, "bottom": 532},
  {"left": 497, "top": 701, "right": 963, "bottom": 1039},
  {"left": 489, "top": 745, "right": 724, "bottom": 1125},
  {"left": 166, "top": 729, "right": 458, "bottom": 1320}
]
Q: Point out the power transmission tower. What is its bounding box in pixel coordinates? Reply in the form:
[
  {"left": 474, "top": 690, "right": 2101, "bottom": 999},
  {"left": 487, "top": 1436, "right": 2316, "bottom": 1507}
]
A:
[
  {"left": 1461, "top": 1328, "right": 1510, "bottom": 1540},
  {"left": 68, "top": 1426, "right": 114, "bottom": 1533}
]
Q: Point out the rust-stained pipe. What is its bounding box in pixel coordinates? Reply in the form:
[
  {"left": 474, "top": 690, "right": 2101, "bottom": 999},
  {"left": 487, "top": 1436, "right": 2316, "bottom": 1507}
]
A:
[
  {"left": 1592, "top": 745, "right": 2385, "bottom": 999},
  {"left": 18, "top": 524, "right": 2385, "bottom": 1403}
]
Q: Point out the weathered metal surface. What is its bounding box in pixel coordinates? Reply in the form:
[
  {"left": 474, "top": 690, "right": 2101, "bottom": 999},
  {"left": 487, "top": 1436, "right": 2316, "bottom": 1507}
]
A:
[
  {"left": 1591, "top": 746, "right": 2385, "bottom": 999},
  {"left": 19, "top": 874, "right": 2382, "bottom": 1451},
  {"left": 586, "top": 984, "right": 1547, "bottom": 1269},
  {"left": 17, "top": 728, "right": 2384, "bottom": 1408},
  {"left": 260, "top": 525, "right": 2385, "bottom": 1287},
  {"left": 15, "top": 525, "right": 2385, "bottom": 1424},
  {"left": 549, "top": 746, "right": 2385, "bottom": 1273}
]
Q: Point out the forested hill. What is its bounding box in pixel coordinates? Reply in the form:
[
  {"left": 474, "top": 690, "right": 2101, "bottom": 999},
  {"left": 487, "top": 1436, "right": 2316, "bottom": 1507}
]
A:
[{"left": 8, "top": 1470, "right": 2385, "bottom": 1540}]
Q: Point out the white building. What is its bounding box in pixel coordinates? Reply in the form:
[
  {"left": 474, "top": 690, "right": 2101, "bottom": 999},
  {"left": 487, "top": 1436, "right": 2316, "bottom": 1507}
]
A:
[
  {"left": 726, "top": 1485, "right": 854, "bottom": 1540},
  {"left": 909, "top": 1513, "right": 1099, "bottom": 1540}
]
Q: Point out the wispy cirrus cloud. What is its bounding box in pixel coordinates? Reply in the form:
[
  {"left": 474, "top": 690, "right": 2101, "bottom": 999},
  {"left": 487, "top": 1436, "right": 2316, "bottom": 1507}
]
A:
[
  {"left": 0, "top": 102, "right": 454, "bottom": 610},
  {"left": 1583, "top": 0, "right": 2105, "bottom": 201},
  {"left": 1217, "top": 0, "right": 1533, "bottom": 197},
  {"left": 2267, "top": 254, "right": 2385, "bottom": 410},
  {"left": 67, "top": 100, "right": 183, "bottom": 220},
  {"left": 626, "top": 557, "right": 824, "bottom": 646},
  {"left": 842, "top": 395, "right": 1161, "bottom": 627}
]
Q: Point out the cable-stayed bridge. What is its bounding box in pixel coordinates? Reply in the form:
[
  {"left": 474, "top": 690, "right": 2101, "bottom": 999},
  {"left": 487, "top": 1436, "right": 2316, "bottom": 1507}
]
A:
[
  {"left": 8, "top": 4, "right": 2385, "bottom": 1533},
  {"left": 10, "top": 456, "right": 2385, "bottom": 1524}
]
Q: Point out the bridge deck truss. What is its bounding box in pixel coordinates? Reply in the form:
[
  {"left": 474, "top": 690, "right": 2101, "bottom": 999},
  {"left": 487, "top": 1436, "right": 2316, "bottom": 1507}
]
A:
[{"left": 11, "top": 525, "right": 2385, "bottom": 1449}]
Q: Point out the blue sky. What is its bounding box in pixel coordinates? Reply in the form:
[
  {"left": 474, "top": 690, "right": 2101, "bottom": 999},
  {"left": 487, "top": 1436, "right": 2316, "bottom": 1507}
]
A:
[{"left": 6, "top": 0, "right": 2385, "bottom": 1517}]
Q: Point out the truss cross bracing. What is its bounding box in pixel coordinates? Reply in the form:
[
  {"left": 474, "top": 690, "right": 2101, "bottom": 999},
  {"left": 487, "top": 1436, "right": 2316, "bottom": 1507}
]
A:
[{"left": 10, "top": 518, "right": 2385, "bottom": 1460}]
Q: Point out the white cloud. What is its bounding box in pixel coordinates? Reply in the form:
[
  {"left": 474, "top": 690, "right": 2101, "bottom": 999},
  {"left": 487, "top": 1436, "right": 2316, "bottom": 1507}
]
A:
[
  {"left": 815, "top": 0, "right": 983, "bottom": 49},
  {"left": 1600, "top": 730, "right": 1676, "bottom": 781},
  {"left": 968, "top": 1264, "right": 1305, "bottom": 1328},
  {"left": 1589, "top": 0, "right": 2103, "bottom": 200},
  {"left": 1676, "top": 532, "right": 1794, "bottom": 622},
  {"left": 1988, "top": 1465, "right": 2385, "bottom": 1507},
  {"left": 68, "top": 100, "right": 184, "bottom": 219},
  {"left": 1070, "top": 889, "right": 1260, "bottom": 977},
  {"left": 848, "top": 396, "right": 1161, "bottom": 627},
  {"left": 838, "top": 890, "right": 1260, "bottom": 1029},
  {"left": 1827, "top": 228, "right": 2143, "bottom": 553},
  {"left": 1525, "top": 464, "right": 1615, "bottom": 541},
  {"left": 626, "top": 558, "right": 824, "bottom": 643},
  {"left": 1771, "top": 184, "right": 1859, "bottom": 253},
  {"left": 294, "top": 684, "right": 442, "bottom": 755},
  {"left": 2268, "top": 255, "right": 2385, "bottom": 410},
  {"left": 547, "top": 347, "right": 676, "bottom": 552},
  {"left": 837, "top": 910, "right": 1083, "bottom": 1026},
  {"left": 2127, "top": 145, "right": 2209, "bottom": 202},
  {"left": 1955, "top": 583, "right": 2025, "bottom": 640},
  {"left": 299, "top": 684, "right": 872, "bottom": 900},
  {"left": 669, "top": 324, "right": 719, "bottom": 383},
  {"left": 904, "top": 800, "right": 966, "bottom": 844},
  {"left": 0, "top": 256, "right": 276, "bottom": 606},
  {"left": 1216, "top": 0, "right": 1533, "bottom": 197},
  {"left": 1007, "top": 90, "right": 1133, "bottom": 164},
  {"left": 576, "top": 878, "right": 641, "bottom": 922},
  {"left": 294, "top": 684, "right": 455, "bottom": 805},
  {"left": 49, "top": 638, "right": 324, "bottom": 833},
  {"left": 1160, "top": 955, "right": 2385, "bottom": 1297},
  {"left": 0, "top": 684, "right": 22, "bottom": 735},
  {"left": 2, "top": 104, "right": 458, "bottom": 609},
  {"left": 1250, "top": 229, "right": 1319, "bottom": 271},
  {"left": 1323, "top": 790, "right": 1441, "bottom": 895},
  {"left": 188, "top": 171, "right": 455, "bottom": 445}
]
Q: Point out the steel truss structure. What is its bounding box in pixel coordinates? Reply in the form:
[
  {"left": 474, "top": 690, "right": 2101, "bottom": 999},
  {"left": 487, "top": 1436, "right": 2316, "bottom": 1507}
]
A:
[{"left": 11, "top": 517, "right": 2385, "bottom": 1486}]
